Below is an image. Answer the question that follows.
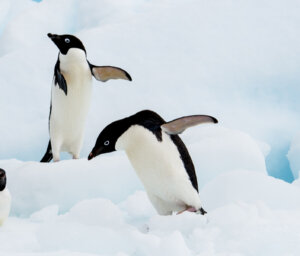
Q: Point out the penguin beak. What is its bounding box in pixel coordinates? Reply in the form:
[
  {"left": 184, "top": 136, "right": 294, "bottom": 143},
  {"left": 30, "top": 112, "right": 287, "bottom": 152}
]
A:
[
  {"left": 88, "top": 152, "right": 94, "bottom": 160},
  {"left": 48, "top": 33, "right": 57, "bottom": 39},
  {"left": 88, "top": 147, "right": 103, "bottom": 160},
  {"left": 47, "top": 33, "right": 61, "bottom": 45}
]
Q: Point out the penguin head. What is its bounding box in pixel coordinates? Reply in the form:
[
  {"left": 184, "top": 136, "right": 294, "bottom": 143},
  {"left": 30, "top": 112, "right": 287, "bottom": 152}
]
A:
[
  {"left": 47, "top": 33, "right": 86, "bottom": 55},
  {"left": 0, "top": 168, "right": 7, "bottom": 191},
  {"left": 88, "top": 110, "right": 219, "bottom": 160},
  {"left": 88, "top": 110, "right": 167, "bottom": 160},
  {"left": 88, "top": 118, "right": 131, "bottom": 160}
]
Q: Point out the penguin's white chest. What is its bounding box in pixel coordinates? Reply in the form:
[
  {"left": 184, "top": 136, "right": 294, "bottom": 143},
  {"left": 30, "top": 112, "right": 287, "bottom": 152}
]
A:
[
  {"left": 50, "top": 49, "right": 93, "bottom": 153},
  {"left": 0, "top": 189, "right": 11, "bottom": 225},
  {"left": 116, "top": 126, "right": 194, "bottom": 202}
]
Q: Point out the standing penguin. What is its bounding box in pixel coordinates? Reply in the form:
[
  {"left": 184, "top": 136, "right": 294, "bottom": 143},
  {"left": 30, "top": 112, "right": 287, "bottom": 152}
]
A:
[
  {"left": 0, "top": 169, "right": 11, "bottom": 225},
  {"left": 41, "top": 33, "right": 132, "bottom": 162},
  {"left": 88, "top": 110, "right": 218, "bottom": 215}
]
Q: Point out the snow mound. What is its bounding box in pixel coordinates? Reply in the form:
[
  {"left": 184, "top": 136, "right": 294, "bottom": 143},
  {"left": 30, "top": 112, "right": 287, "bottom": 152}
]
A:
[
  {"left": 1, "top": 169, "right": 299, "bottom": 256},
  {"left": 201, "top": 170, "right": 300, "bottom": 211},
  {"left": 293, "top": 178, "right": 300, "bottom": 188},
  {"left": 0, "top": 125, "right": 266, "bottom": 217},
  {"left": 186, "top": 126, "right": 267, "bottom": 188},
  {"left": 287, "top": 131, "right": 300, "bottom": 180},
  {"left": 0, "top": 156, "right": 142, "bottom": 217}
]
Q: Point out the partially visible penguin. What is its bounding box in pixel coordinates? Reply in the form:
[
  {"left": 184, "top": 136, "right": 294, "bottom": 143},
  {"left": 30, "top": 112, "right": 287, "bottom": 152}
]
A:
[
  {"left": 0, "top": 169, "right": 11, "bottom": 225},
  {"left": 41, "top": 33, "right": 132, "bottom": 162},
  {"left": 88, "top": 110, "right": 218, "bottom": 215}
]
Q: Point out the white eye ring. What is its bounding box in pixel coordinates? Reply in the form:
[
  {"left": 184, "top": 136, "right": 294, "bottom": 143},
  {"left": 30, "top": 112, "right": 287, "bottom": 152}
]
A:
[
  {"left": 65, "top": 38, "right": 70, "bottom": 43},
  {"left": 104, "top": 140, "right": 110, "bottom": 146}
]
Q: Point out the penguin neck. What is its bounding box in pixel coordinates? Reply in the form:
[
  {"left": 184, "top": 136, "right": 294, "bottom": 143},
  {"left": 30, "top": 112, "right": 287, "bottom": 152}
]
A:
[
  {"left": 59, "top": 48, "right": 88, "bottom": 71},
  {"left": 115, "top": 125, "right": 157, "bottom": 154}
]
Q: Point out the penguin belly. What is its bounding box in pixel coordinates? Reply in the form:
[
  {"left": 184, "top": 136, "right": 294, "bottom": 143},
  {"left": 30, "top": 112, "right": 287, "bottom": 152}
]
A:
[
  {"left": 0, "top": 189, "right": 11, "bottom": 225},
  {"left": 118, "top": 126, "right": 202, "bottom": 215},
  {"left": 50, "top": 62, "right": 92, "bottom": 160}
]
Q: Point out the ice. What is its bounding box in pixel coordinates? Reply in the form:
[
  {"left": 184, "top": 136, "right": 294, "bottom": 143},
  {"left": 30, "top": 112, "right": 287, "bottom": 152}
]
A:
[
  {"left": 287, "top": 131, "right": 300, "bottom": 180},
  {"left": 119, "top": 190, "right": 156, "bottom": 219},
  {"left": 293, "top": 178, "right": 300, "bottom": 188},
  {"left": 1, "top": 169, "right": 299, "bottom": 256},
  {"left": 185, "top": 126, "right": 267, "bottom": 188},
  {"left": 201, "top": 170, "right": 300, "bottom": 211},
  {"left": 0, "top": 156, "right": 142, "bottom": 216},
  {"left": 60, "top": 198, "right": 125, "bottom": 228},
  {"left": 0, "top": 0, "right": 300, "bottom": 255},
  {"left": 1, "top": 156, "right": 300, "bottom": 255}
]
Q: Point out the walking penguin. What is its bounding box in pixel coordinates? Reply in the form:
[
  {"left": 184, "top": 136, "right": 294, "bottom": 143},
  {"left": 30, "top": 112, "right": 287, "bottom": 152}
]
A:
[
  {"left": 88, "top": 110, "right": 218, "bottom": 215},
  {"left": 41, "top": 33, "right": 132, "bottom": 162}
]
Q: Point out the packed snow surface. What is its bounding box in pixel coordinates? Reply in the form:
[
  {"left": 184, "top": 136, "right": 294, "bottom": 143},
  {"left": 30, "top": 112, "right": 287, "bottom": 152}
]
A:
[
  {"left": 1, "top": 158, "right": 300, "bottom": 256},
  {"left": 0, "top": 0, "right": 300, "bottom": 255},
  {"left": 288, "top": 132, "right": 300, "bottom": 180}
]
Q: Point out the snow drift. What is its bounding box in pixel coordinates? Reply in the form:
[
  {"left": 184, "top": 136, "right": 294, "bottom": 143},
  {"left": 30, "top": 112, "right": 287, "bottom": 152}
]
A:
[{"left": 0, "top": 0, "right": 300, "bottom": 255}]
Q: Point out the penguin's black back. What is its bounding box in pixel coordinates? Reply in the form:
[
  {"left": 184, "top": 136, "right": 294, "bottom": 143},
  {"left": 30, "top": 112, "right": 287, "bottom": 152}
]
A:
[
  {"left": 40, "top": 141, "right": 53, "bottom": 162},
  {"left": 170, "top": 135, "right": 198, "bottom": 191}
]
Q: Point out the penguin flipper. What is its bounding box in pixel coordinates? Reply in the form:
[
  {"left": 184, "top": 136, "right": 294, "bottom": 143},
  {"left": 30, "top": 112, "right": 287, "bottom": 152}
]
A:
[
  {"left": 161, "top": 115, "right": 218, "bottom": 135},
  {"left": 54, "top": 59, "right": 67, "bottom": 95},
  {"left": 89, "top": 63, "right": 132, "bottom": 82},
  {"left": 40, "top": 141, "right": 53, "bottom": 162}
]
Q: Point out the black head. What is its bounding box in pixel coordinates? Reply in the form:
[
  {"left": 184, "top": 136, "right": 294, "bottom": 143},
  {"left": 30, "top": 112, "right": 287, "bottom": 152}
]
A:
[
  {"left": 88, "top": 110, "right": 165, "bottom": 160},
  {"left": 88, "top": 118, "right": 131, "bottom": 160},
  {"left": 0, "top": 168, "right": 7, "bottom": 191},
  {"left": 47, "top": 33, "right": 86, "bottom": 55}
]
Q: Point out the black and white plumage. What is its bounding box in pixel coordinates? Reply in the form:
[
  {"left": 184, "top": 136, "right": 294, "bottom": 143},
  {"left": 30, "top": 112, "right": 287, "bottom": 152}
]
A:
[
  {"left": 0, "top": 169, "right": 11, "bottom": 225},
  {"left": 41, "top": 33, "right": 132, "bottom": 162},
  {"left": 88, "top": 110, "right": 218, "bottom": 215}
]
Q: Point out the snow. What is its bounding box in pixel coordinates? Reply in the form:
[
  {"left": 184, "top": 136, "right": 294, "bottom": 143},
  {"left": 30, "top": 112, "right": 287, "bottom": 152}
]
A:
[
  {"left": 0, "top": 156, "right": 141, "bottom": 216},
  {"left": 0, "top": 0, "right": 300, "bottom": 255},
  {"left": 201, "top": 170, "right": 300, "bottom": 211},
  {"left": 0, "top": 163, "right": 300, "bottom": 255},
  {"left": 0, "top": 0, "right": 299, "bottom": 180},
  {"left": 186, "top": 126, "right": 267, "bottom": 188},
  {"left": 287, "top": 131, "right": 300, "bottom": 180}
]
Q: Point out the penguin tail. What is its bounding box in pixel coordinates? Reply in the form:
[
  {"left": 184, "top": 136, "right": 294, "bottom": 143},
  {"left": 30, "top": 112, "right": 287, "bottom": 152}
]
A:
[{"left": 40, "top": 141, "right": 53, "bottom": 162}]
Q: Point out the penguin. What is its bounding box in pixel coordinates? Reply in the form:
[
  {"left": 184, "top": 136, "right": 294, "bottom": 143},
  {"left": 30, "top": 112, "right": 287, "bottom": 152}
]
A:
[
  {"left": 41, "top": 33, "right": 132, "bottom": 162},
  {"left": 0, "top": 169, "right": 11, "bottom": 225},
  {"left": 88, "top": 110, "right": 218, "bottom": 215}
]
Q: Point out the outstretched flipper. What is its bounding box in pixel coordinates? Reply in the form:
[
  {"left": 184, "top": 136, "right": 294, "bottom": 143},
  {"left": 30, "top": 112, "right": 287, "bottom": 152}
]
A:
[
  {"left": 89, "top": 63, "right": 132, "bottom": 82},
  {"left": 54, "top": 59, "right": 67, "bottom": 95},
  {"left": 40, "top": 140, "right": 53, "bottom": 162},
  {"left": 161, "top": 115, "right": 218, "bottom": 135}
]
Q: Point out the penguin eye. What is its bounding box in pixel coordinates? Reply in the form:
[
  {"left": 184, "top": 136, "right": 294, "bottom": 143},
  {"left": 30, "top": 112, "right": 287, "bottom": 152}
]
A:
[
  {"left": 65, "top": 38, "right": 70, "bottom": 43},
  {"left": 104, "top": 140, "right": 110, "bottom": 146}
]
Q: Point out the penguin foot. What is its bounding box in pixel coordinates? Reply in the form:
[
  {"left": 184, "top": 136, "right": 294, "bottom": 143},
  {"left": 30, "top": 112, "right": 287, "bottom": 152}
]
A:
[
  {"left": 198, "top": 207, "right": 207, "bottom": 215},
  {"left": 177, "top": 206, "right": 197, "bottom": 215},
  {"left": 186, "top": 207, "right": 197, "bottom": 212},
  {"left": 53, "top": 155, "right": 60, "bottom": 162}
]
